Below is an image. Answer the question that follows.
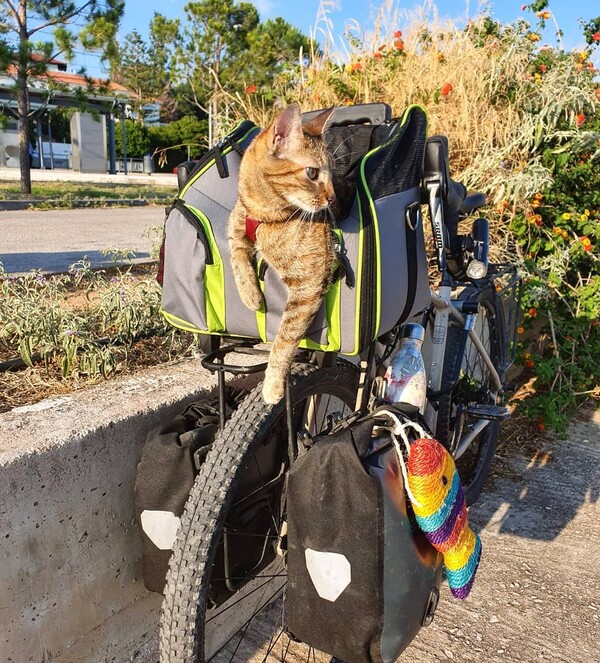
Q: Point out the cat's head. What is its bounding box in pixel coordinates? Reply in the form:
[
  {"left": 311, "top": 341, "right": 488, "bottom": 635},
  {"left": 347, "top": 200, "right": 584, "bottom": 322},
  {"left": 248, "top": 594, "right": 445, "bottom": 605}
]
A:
[{"left": 261, "top": 104, "right": 336, "bottom": 215}]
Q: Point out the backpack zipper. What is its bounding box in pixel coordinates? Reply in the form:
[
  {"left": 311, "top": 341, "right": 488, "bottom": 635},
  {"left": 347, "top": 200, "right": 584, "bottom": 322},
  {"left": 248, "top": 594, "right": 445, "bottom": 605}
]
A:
[{"left": 173, "top": 200, "right": 214, "bottom": 265}]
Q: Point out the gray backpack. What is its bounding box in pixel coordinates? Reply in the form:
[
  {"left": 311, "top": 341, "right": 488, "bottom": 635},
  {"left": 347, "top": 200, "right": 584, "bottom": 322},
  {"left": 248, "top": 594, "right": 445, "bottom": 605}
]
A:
[{"left": 159, "top": 105, "right": 430, "bottom": 355}]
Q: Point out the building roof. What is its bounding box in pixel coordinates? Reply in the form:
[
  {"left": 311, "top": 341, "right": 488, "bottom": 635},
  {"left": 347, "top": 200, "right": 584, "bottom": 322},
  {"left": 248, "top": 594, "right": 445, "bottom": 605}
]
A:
[{"left": 2, "top": 61, "right": 130, "bottom": 96}]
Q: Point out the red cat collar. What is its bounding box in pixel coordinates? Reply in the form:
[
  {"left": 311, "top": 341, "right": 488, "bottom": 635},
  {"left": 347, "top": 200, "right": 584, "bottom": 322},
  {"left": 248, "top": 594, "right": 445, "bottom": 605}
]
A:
[{"left": 245, "top": 215, "right": 262, "bottom": 243}]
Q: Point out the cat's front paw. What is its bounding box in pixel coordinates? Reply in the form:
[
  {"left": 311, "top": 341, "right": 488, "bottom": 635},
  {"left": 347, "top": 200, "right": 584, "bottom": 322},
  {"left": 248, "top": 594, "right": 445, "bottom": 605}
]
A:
[
  {"left": 262, "top": 375, "right": 285, "bottom": 405},
  {"left": 239, "top": 283, "right": 263, "bottom": 311}
]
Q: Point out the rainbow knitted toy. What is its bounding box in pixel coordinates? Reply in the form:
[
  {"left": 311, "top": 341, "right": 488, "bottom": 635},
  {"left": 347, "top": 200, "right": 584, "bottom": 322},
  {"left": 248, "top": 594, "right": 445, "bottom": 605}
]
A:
[{"left": 405, "top": 436, "right": 482, "bottom": 599}]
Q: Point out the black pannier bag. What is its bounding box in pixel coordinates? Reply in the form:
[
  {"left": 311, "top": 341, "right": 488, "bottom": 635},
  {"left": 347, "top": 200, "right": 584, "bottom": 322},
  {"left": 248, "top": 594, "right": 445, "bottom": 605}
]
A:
[
  {"left": 134, "top": 387, "right": 246, "bottom": 593},
  {"left": 286, "top": 407, "right": 443, "bottom": 663},
  {"left": 159, "top": 105, "right": 431, "bottom": 356}
]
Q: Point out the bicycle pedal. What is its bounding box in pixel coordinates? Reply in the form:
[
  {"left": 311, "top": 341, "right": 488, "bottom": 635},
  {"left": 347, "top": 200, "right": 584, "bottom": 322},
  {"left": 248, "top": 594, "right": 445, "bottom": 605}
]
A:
[{"left": 465, "top": 404, "right": 511, "bottom": 421}]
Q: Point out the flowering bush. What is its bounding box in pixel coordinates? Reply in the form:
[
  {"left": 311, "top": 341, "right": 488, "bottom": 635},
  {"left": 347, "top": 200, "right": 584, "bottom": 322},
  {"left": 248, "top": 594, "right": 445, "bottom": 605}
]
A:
[{"left": 233, "top": 0, "right": 599, "bottom": 432}]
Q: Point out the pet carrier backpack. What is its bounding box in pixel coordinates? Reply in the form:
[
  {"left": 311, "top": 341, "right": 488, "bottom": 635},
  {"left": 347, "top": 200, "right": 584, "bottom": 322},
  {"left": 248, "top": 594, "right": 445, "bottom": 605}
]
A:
[{"left": 159, "top": 104, "right": 431, "bottom": 355}]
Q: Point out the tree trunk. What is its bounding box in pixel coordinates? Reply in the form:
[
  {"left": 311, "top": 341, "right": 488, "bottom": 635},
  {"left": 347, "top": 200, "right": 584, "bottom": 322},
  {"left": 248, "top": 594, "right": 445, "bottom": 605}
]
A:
[{"left": 17, "top": 0, "right": 31, "bottom": 195}]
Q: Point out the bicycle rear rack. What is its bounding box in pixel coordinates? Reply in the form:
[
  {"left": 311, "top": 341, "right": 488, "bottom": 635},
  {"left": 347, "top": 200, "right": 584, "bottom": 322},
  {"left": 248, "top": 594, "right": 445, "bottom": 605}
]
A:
[{"left": 201, "top": 341, "right": 302, "bottom": 462}]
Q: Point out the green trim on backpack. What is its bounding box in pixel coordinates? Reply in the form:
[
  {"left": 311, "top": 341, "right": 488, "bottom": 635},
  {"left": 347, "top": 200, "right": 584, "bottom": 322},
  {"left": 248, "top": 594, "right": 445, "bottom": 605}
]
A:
[
  {"left": 179, "top": 123, "right": 261, "bottom": 197},
  {"left": 357, "top": 104, "right": 428, "bottom": 344},
  {"left": 186, "top": 204, "right": 226, "bottom": 331},
  {"left": 255, "top": 258, "right": 267, "bottom": 342}
]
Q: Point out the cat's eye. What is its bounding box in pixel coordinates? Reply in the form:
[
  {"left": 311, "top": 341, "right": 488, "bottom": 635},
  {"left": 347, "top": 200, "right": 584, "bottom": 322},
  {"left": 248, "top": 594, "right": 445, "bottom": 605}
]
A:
[{"left": 306, "top": 167, "right": 319, "bottom": 181}]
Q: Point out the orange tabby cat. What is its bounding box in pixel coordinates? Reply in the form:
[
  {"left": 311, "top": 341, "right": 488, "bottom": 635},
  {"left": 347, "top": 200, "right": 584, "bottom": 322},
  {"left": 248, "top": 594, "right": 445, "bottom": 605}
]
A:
[{"left": 228, "top": 104, "right": 336, "bottom": 404}]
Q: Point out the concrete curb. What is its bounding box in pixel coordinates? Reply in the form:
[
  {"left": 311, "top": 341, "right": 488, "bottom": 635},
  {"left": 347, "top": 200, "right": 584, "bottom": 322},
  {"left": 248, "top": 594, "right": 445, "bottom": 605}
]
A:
[
  {"left": 0, "top": 198, "right": 173, "bottom": 212},
  {"left": 0, "top": 358, "right": 262, "bottom": 663}
]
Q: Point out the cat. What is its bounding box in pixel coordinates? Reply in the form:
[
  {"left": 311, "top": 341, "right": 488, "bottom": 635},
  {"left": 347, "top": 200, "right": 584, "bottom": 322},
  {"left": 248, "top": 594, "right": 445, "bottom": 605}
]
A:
[{"left": 228, "top": 103, "right": 337, "bottom": 404}]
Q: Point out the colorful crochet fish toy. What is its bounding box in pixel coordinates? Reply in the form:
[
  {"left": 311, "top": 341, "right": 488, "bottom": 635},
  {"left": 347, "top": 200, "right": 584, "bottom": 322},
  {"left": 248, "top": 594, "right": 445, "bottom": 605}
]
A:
[{"left": 380, "top": 412, "right": 482, "bottom": 599}]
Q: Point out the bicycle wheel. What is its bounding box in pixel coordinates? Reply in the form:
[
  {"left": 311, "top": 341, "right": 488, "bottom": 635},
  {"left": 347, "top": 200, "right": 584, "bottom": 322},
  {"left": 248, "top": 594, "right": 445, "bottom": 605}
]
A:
[
  {"left": 435, "top": 286, "right": 506, "bottom": 506},
  {"left": 160, "top": 361, "right": 358, "bottom": 663}
]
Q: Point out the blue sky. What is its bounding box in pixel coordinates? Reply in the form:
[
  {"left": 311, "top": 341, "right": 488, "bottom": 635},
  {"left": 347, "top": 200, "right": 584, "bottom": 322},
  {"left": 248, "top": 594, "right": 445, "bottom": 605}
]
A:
[{"left": 79, "top": 0, "right": 599, "bottom": 75}]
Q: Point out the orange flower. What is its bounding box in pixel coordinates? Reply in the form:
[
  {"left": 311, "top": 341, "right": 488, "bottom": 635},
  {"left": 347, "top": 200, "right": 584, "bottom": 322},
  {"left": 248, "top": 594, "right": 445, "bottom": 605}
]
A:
[
  {"left": 526, "top": 360, "right": 535, "bottom": 369},
  {"left": 373, "top": 51, "right": 383, "bottom": 59},
  {"left": 351, "top": 62, "right": 363, "bottom": 71},
  {"left": 580, "top": 236, "right": 593, "bottom": 251},
  {"left": 441, "top": 82, "right": 453, "bottom": 96},
  {"left": 536, "top": 10, "right": 551, "bottom": 19},
  {"left": 596, "top": 88, "right": 600, "bottom": 102},
  {"left": 394, "top": 39, "right": 404, "bottom": 50},
  {"left": 517, "top": 326, "right": 525, "bottom": 334},
  {"left": 394, "top": 30, "right": 403, "bottom": 39},
  {"left": 528, "top": 33, "right": 541, "bottom": 42},
  {"left": 528, "top": 307, "right": 537, "bottom": 317},
  {"left": 576, "top": 113, "right": 585, "bottom": 128},
  {"left": 592, "top": 32, "right": 600, "bottom": 43},
  {"left": 245, "top": 84, "right": 257, "bottom": 94}
]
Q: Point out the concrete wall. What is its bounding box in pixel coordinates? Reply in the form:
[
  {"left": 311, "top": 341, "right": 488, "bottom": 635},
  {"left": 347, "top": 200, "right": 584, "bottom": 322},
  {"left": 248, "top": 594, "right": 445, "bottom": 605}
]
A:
[
  {"left": 0, "top": 359, "right": 241, "bottom": 662},
  {"left": 71, "top": 112, "right": 107, "bottom": 174}
]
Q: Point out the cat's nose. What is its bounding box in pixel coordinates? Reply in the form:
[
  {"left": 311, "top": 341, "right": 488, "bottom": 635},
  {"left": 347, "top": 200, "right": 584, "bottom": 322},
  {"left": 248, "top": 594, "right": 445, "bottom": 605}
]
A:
[{"left": 326, "top": 191, "right": 336, "bottom": 205}]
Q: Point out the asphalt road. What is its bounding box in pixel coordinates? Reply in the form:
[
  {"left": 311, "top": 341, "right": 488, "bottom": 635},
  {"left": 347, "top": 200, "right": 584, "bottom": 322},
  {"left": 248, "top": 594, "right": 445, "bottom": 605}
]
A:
[{"left": 0, "top": 206, "right": 166, "bottom": 274}]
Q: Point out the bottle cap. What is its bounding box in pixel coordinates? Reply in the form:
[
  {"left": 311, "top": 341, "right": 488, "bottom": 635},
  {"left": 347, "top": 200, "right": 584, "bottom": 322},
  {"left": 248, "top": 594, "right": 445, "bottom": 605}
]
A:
[{"left": 401, "top": 323, "right": 425, "bottom": 342}]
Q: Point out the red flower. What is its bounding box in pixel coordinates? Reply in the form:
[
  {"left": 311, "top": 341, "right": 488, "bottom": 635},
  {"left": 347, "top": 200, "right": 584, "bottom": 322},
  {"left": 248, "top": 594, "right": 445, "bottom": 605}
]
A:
[
  {"left": 528, "top": 307, "right": 537, "bottom": 317},
  {"left": 441, "top": 82, "right": 453, "bottom": 96},
  {"left": 576, "top": 113, "right": 585, "bottom": 127},
  {"left": 351, "top": 62, "right": 363, "bottom": 71},
  {"left": 245, "top": 84, "right": 257, "bottom": 94},
  {"left": 537, "top": 422, "right": 545, "bottom": 431},
  {"left": 374, "top": 51, "right": 383, "bottom": 59},
  {"left": 539, "top": 63, "right": 547, "bottom": 73},
  {"left": 394, "top": 39, "right": 404, "bottom": 50},
  {"left": 592, "top": 32, "right": 600, "bottom": 43},
  {"left": 394, "top": 30, "right": 403, "bottom": 38},
  {"left": 526, "top": 360, "right": 535, "bottom": 369}
]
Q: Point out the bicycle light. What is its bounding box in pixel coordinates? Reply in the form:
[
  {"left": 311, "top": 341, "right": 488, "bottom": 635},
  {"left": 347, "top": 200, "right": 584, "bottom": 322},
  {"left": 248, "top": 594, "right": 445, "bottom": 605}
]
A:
[
  {"left": 466, "top": 259, "right": 488, "bottom": 279},
  {"left": 466, "top": 218, "right": 489, "bottom": 279}
]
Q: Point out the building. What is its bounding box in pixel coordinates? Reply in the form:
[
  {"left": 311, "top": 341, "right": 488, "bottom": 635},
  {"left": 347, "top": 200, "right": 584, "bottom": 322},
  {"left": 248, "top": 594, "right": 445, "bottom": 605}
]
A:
[{"left": 0, "top": 55, "right": 132, "bottom": 172}]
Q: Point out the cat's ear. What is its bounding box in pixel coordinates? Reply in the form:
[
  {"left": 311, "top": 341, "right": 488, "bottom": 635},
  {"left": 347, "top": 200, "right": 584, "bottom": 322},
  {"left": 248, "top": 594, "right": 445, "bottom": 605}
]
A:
[
  {"left": 302, "top": 107, "right": 335, "bottom": 137},
  {"left": 269, "top": 103, "right": 303, "bottom": 156}
]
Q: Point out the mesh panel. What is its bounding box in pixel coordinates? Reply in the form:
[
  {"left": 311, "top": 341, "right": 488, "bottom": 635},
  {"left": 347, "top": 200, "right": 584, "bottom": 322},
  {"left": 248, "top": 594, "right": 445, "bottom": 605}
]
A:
[
  {"left": 364, "top": 107, "right": 427, "bottom": 200},
  {"left": 325, "top": 125, "right": 376, "bottom": 221}
]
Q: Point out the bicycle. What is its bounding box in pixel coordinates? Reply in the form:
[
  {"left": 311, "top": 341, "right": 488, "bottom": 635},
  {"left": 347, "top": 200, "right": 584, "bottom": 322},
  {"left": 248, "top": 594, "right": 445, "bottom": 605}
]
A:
[{"left": 159, "top": 110, "right": 521, "bottom": 663}]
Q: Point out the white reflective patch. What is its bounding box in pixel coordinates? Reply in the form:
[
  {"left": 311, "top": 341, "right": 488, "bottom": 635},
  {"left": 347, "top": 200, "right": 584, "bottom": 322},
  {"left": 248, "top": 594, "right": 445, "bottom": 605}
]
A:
[
  {"left": 305, "top": 548, "right": 351, "bottom": 602},
  {"left": 140, "top": 510, "right": 180, "bottom": 550}
]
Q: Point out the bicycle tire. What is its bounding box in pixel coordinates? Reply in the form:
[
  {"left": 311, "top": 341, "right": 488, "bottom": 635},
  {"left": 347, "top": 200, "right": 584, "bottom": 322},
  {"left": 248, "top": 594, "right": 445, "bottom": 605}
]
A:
[
  {"left": 435, "top": 286, "right": 506, "bottom": 506},
  {"left": 160, "top": 361, "right": 358, "bottom": 663}
]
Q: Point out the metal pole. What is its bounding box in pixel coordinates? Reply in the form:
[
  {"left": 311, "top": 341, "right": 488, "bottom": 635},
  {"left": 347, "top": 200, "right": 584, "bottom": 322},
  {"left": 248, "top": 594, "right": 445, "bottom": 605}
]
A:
[
  {"left": 108, "top": 113, "right": 116, "bottom": 174},
  {"left": 47, "top": 112, "right": 54, "bottom": 170},
  {"left": 36, "top": 116, "right": 45, "bottom": 169},
  {"left": 121, "top": 104, "right": 127, "bottom": 175}
]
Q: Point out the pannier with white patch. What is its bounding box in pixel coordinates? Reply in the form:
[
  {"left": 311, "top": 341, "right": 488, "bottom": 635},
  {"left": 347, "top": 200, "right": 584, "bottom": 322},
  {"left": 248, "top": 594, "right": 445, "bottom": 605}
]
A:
[
  {"left": 286, "top": 406, "right": 442, "bottom": 663},
  {"left": 159, "top": 104, "right": 431, "bottom": 355}
]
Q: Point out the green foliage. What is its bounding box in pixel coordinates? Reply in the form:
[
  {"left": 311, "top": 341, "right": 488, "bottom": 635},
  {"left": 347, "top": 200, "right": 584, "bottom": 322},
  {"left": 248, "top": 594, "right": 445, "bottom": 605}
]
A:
[
  {"left": 509, "top": 105, "right": 599, "bottom": 433},
  {"left": 148, "top": 115, "right": 209, "bottom": 170},
  {"left": 110, "top": 14, "right": 180, "bottom": 118},
  {"left": 115, "top": 119, "right": 151, "bottom": 158},
  {"left": 0, "top": 260, "right": 191, "bottom": 381}
]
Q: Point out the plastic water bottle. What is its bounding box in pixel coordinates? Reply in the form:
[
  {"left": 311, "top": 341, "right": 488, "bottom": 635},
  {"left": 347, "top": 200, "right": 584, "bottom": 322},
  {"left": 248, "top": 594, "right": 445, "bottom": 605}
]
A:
[{"left": 384, "top": 323, "right": 427, "bottom": 411}]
